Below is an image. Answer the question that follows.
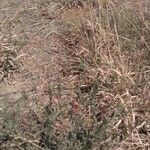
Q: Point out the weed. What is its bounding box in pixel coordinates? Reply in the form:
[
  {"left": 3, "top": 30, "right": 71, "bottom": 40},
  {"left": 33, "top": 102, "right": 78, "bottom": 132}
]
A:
[{"left": 0, "top": 0, "right": 150, "bottom": 150}]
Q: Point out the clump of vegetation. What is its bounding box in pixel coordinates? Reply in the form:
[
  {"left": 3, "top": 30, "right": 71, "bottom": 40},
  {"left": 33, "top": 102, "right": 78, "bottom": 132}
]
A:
[{"left": 0, "top": 0, "right": 150, "bottom": 150}]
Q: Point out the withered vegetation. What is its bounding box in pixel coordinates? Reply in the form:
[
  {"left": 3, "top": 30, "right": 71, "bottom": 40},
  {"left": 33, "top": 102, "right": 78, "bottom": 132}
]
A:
[{"left": 0, "top": 0, "right": 150, "bottom": 150}]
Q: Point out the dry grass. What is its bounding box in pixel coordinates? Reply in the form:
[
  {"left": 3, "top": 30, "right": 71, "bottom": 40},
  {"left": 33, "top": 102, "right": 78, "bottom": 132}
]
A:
[{"left": 0, "top": 0, "right": 150, "bottom": 150}]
